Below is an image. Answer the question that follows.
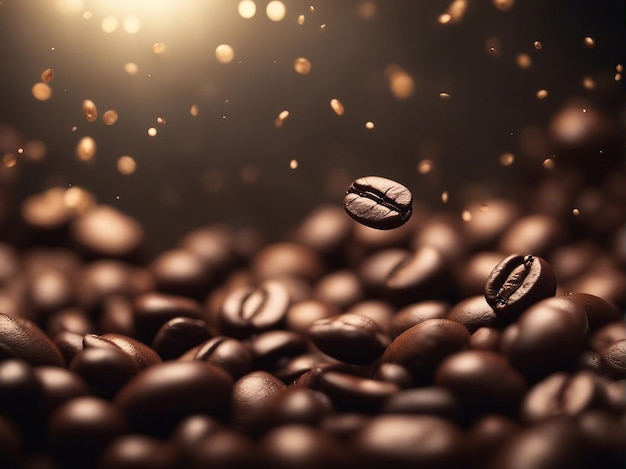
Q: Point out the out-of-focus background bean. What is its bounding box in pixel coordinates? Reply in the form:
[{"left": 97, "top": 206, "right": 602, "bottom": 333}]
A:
[{"left": 0, "top": 0, "right": 624, "bottom": 253}]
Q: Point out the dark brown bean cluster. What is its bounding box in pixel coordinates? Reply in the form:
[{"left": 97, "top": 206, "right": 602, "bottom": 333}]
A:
[{"left": 0, "top": 152, "right": 625, "bottom": 467}]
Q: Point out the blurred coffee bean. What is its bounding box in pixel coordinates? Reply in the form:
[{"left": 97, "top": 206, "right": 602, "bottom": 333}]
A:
[
  {"left": 498, "top": 215, "right": 565, "bottom": 258},
  {"left": 169, "top": 415, "right": 223, "bottom": 465},
  {"left": 249, "top": 330, "right": 306, "bottom": 370},
  {"left": 0, "top": 243, "right": 19, "bottom": 286},
  {"left": 381, "top": 387, "right": 462, "bottom": 422},
  {"left": 446, "top": 295, "right": 498, "bottom": 333},
  {"left": 373, "top": 362, "right": 413, "bottom": 389},
  {"left": 344, "top": 300, "right": 395, "bottom": 335},
  {"left": 313, "top": 269, "right": 364, "bottom": 310},
  {"left": 600, "top": 339, "right": 626, "bottom": 379},
  {"left": 461, "top": 199, "right": 522, "bottom": 251},
  {"left": 101, "top": 333, "right": 162, "bottom": 369},
  {"left": 412, "top": 213, "right": 466, "bottom": 263},
  {"left": 550, "top": 241, "right": 601, "bottom": 285},
  {"left": 189, "top": 430, "right": 256, "bottom": 469},
  {"left": 357, "top": 248, "right": 410, "bottom": 296},
  {"left": 47, "top": 397, "right": 126, "bottom": 467},
  {"left": 70, "top": 347, "right": 140, "bottom": 399},
  {"left": 219, "top": 280, "right": 290, "bottom": 338},
  {"left": 99, "top": 434, "right": 179, "bottom": 469},
  {"left": 254, "top": 387, "right": 332, "bottom": 433},
  {"left": 152, "top": 317, "right": 211, "bottom": 360},
  {"left": 308, "top": 313, "right": 389, "bottom": 365},
  {"left": 98, "top": 294, "right": 135, "bottom": 336},
  {"left": 25, "top": 267, "right": 73, "bottom": 316},
  {"left": 115, "top": 361, "right": 232, "bottom": 437},
  {"left": 20, "top": 188, "right": 76, "bottom": 246},
  {"left": 45, "top": 307, "right": 93, "bottom": 337},
  {"left": 34, "top": 366, "right": 89, "bottom": 415},
  {"left": 0, "top": 313, "right": 65, "bottom": 366},
  {"left": 502, "top": 297, "right": 589, "bottom": 379},
  {"left": 231, "top": 371, "right": 286, "bottom": 433},
  {"left": 318, "top": 413, "right": 370, "bottom": 442},
  {"left": 565, "top": 265, "right": 626, "bottom": 309},
  {"left": 563, "top": 292, "right": 621, "bottom": 332},
  {"left": 588, "top": 321, "right": 626, "bottom": 353},
  {"left": 53, "top": 330, "right": 85, "bottom": 364},
  {"left": 435, "top": 350, "right": 527, "bottom": 416},
  {"left": 133, "top": 292, "right": 203, "bottom": 345},
  {"left": 178, "top": 225, "right": 239, "bottom": 275},
  {"left": 0, "top": 360, "right": 45, "bottom": 439},
  {"left": 389, "top": 300, "right": 450, "bottom": 339},
  {"left": 273, "top": 353, "right": 325, "bottom": 384},
  {"left": 291, "top": 205, "right": 353, "bottom": 261},
  {"left": 353, "top": 415, "right": 466, "bottom": 469},
  {"left": 469, "top": 327, "right": 502, "bottom": 352},
  {"left": 577, "top": 410, "right": 626, "bottom": 466},
  {"left": 467, "top": 415, "right": 518, "bottom": 468},
  {"left": 149, "top": 248, "right": 211, "bottom": 300},
  {"left": 190, "top": 336, "right": 252, "bottom": 380},
  {"left": 251, "top": 242, "right": 325, "bottom": 284},
  {"left": 381, "top": 319, "right": 470, "bottom": 383},
  {"left": 456, "top": 251, "right": 506, "bottom": 298},
  {"left": 285, "top": 299, "right": 340, "bottom": 334},
  {"left": 484, "top": 254, "right": 557, "bottom": 322},
  {"left": 0, "top": 415, "right": 21, "bottom": 469}
]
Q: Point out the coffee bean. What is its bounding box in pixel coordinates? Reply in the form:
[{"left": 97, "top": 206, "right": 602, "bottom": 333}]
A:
[
  {"left": 588, "top": 321, "right": 626, "bottom": 353},
  {"left": 308, "top": 313, "right": 390, "bottom": 365},
  {"left": 318, "top": 413, "right": 370, "bottom": 442},
  {"left": 467, "top": 415, "right": 519, "bottom": 467},
  {"left": 484, "top": 254, "right": 557, "bottom": 321},
  {"left": 190, "top": 336, "right": 252, "bottom": 380},
  {"left": 381, "top": 387, "right": 462, "bottom": 422},
  {"left": 149, "top": 248, "right": 211, "bottom": 300},
  {"left": 358, "top": 248, "right": 410, "bottom": 296},
  {"left": 600, "top": 339, "right": 626, "bottom": 379},
  {"left": 53, "top": 330, "right": 85, "bottom": 364},
  {"left": 99, "top": 434, "right": 179, "bottom": 469},
  {"left": 25, "top": 268, "right": 73, "bottom": 316},
  {"left": 389, "top": 300, "right": 450, "bottom": 339},
  {"left": 291, "top": 205, "right": 353, "bottom": 260},
  {"left": 0, "top": 313, "right": 65, "bottom": 367},
  {"left": 456, "top": 251, "right": 507, "bottom": 298},
  {"left": 381, "top": 319, "right": 470, "bottom": 384},
  {"left": 219, "top": 280, "right": 290, "bottom": 338},
  {"left": 0, "top": 360, "right": 45, "bottom": 438},
  {"left": 169, "top": 415, "right": 223, "bottom": 465},
  {"left": 45, "top": 307, "right": 93, "bottom": 337},
  {"left": 152, "top": 317, "right": 212, "bottom": 360},
  {"left": 411, "top": 213, "right": 466, "bottom": 263},
  {"left": 497, "top": 215, "right": 565, "bottom": 258},
  {"left": 249, "top": 330, "right": 307, "bottom": 370},
  {"left": 33, "top": 366, "right": 89, "bottom": 414},
  {"left": 373, "top": 363, "right": 413, "bottom": 389},
  {"left": 577, "top": 410, "right": 626, "bottom": 466},
  {"left": 446, "top": 295, "right": 498, "bottom": 333},
  {"left": 190, "top": 429, "right": 255, "bottom": 469},
  {"left": 564, "top": 292, "right": 622, "bottom": 332},
  {"left": 469, "top": 327, "right": 502, "bottom": 352},
  {"left": 352, "top": 415, "right": 466, "bottom": 468},
  {"left": 231, "top": 371, "right": 286, "bottom": 433},
  {"left": 344, "top": 176, "right": 413, "bottom": 230},
  {"left": 273, "top": 353, "right": 325, "bottom": 384},
  {"left": 502, "top": 297, "right": 589, "bottom": 378},
  {"left": 461, "top": 199, "right": 522, "bottom": 250},
  {"left": 344, "top": 300, "right": 395, "bottom": 335},
  {"left": 435, "top": 350, "right": 527, "bottom": 416},
  {"left": 313, "top": 269, "right": 364, "bottom": 310},
  {"left": 178, "top": 225, "right": 239, "bottom": 275},
  {"left": 115, "top": 361, "right": 232, "bottom": 437},
  {"left": 251, "top": 242, "right": 325, "bottom": 284}
]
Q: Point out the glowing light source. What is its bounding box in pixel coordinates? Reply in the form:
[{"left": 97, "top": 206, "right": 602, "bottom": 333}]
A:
[
  {"left": 117, "top": 156, "right": 137, "bottom": 175},
  {"left": 123, "top": 16, "right": 141, "bottom": 34},
  {"left": 238, "top": 0, "right": 256, "bottom": 18},
  {"left": 266, "top": 1, "right": 286, "bottom": 21},
  {"left": 215, "top": 44, "right": 235, "bottom": 64},
  {"left": 330, "top": 99, "right": 345, "bottom": 116},
  {"left": 294, "top": 57, "right": 312, "bottom": 75},
  {"left": 101, "top": 16, "right": 118, "bottom": 33},
  {"left": 32, "top": 83, "right": 52, "bottom": 101},
  {"left": 76, "top": 136, "right": 96, "bottom": 161}
]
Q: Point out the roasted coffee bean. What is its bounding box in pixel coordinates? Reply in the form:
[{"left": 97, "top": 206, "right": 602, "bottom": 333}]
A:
[
  {"left": 189, "top": 430, "right": 255, "bottom": 469},
  {"left": 257, "top": 424, "right": 351, "bottom": 469},
  {"left": 469, "top": 327, "right": 502, "bottom": 352},
  {"left": 45, "top": 307, "right": 93, "bottom": 337},
  {"left": 488, "top": 416, "right": 588, "bottom": 469},
  {"left": 254, "top": 387, "right": 332, "bottom": 433},
  {"left": 600, "top": 339, "right": 626, "bottom": 379},
  {"left": 219, "top": 280, "right": 290, "bottom": 338},
  {"left": 0, "top": 313, "right": 65, "bottom": 367},
  {"left": 502, "top": 297, "right": 589, "bottom": 379},
  {"left": 115, "top": 361, "right": 232, "bottom": 437},
  {"left": 373, "top": 363, "right": 413, "bottom": 389},
  {"left": 411, "top": 213, "right": 466, "bottom": 263},
  {"left": 497, "top": 214, "right": 565, "bottom": 258},
  {"left": 467, "top": 415, "right": 519, "bottom": 467},
  {"left": 190, "top": 336, "right": 252, "bottom": 380},
  {"left": 385, "top": 245, "right": 449, "bottom": 304},
  {"left": 344, "top": 300, "right": 395, "bottom": 335},
  {"left": 389, "top": 300, "right": 450, "bottom": 339},
  {"left": 605, "top": 379, "right": 626, "bottom": 413},
  {"left": 169, "top": 415, "right": 223, "bottom": 465},
  {"left": 358, "top": 248, "right": 410, "bottom": 296},
  {"left": 101, "top": 333, "right": 162, "bottom": 369},
  {"left": 53, "top": 330, "right": 85, "bottom": 364},
  {"left": 435, "top": 350, "right": 527, "bottom": 416},
  {"left": 456, "top": 251, "right": 507, "bottom": 299},
  {"left": 178, "top": 225, "right": 238, "bottom": 275},
  {"left": 291, "top": 205, "right": 353, "bottom": 260},
  {"left": 313, "top": 269, "right": 364, "bottom": 310},
  {"left": 446, "top": 295, "right": 498, "bottom": 333},
  {"left": 484, "top": 254, "right": 557, "bottom": 321},
  {"left": 550, "top": 241, "right": 601, "bottom": 284},
  {"left": 249, "top": 330, "right": 307, "bottom": 370},
  {"left": 576, "top": 350, "right": 603, "bottom": 373},
  {"left": 33, "top": 366, "right": 89, "bottom": 414},
  {"left": 381, "top": 319, "right": 470, "bottom": 384},
  {"left": 285, "top": 300, "right": 341, "bottom": 334},
  {"left": 344, "top": 176, "right": 413, "bottom": 230},
  {"left": 588, "top": 320, "right": 626, "bottom": 353},
  {"left": 98, "top": 294, "right": 135, "bottom": 336},
  {"left": 47, "top": 397, "right": 126, "bottom": 467},
  {"left": 25, "top": 267, "right": 73, "bottom": 315},
  {"left": 318, "top": 413, "right": 370, "bottom": 442},
  {"left": 381, "top": 387, "right": 462, "bottom": 422},
  {"left": 99, "top": 434, "right": 179, "bottom": 469},
  {"left": 0, "top": 243, "right": 19, "bottom": 286},
  {"left": 149, "top": 248, "right": 211, "bottom": 300},
  {"left": 521, "top": 371, "right": 611, "bottom": 423},
  {"left": 251, "top": 242, "right": 325, "bottom": 284},
  {"left": 308, "top": 313, "right": 390, "bottom": 365},
  {"left": 231, "top": 371, "right": 286, "bottom": 433},
  {"left": 152, "top": 317, "right": 211, "bottom": 360},
  {"left": 133, "top": 292, "right": 203, "bottom": 345},
  {"left": 70, "top": 347, "right": 140, "bottom": 399},
  {"left": 352, "top": 415, "right": 466, "bottom": 469},
  {"left": 461, "top": 199, "right": 522, "bottom": 250},
  {"left": 564, "top": 292, "right": 622, "bottom": 332},
  {"left": 273, "top": 353, "right": 325, "bottom": 384}
]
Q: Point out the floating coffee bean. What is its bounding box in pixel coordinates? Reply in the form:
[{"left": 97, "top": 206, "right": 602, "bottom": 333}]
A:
[
  {"left": 308, "top": 313, "right": 390, "bottom": 365},
  {"left": 435, "top": 350, "right": 527, "bottom": 416},
  {"left": 0, "top": 313, "right": 65, "bottom": 367},
  {"left": 190, "top": 336, "right": 252, "bottom": 380},
  {"left": 115, "top": 361, "right": 232, "bottom": 437},
  {"left": 152, "top": 317, "right": 212, "bottom": 360},
  {"left": 484, "top": 254, "right": 557, "bottom": 321},
  {"left": 231, "top": 371, "right": 286, "bottom": 433},
  {"left": 344, "top": 176, "right": 413, "bottom": 231},
  {"left": 600, "top": 339, "right": 626, "bottom": 379}
]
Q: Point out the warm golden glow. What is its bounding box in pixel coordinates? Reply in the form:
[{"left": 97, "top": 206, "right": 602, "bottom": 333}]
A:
[
  {"left": 289, "top": 159, "right": 298, "bottom": 169},
  {"left": 536, "top": 89, "right": 548, "bottom": 99},
  {"left": 41, "top": 68, "right": 54, "bottom": 82},
  {"left": 330, "top": 99, "right": 345, "bottom": 116},
  {"left": 215, "top": 44, "right": 235, "bottom": 64},
  {"left": 499, "top": 152, "right": 515, "bottom": 166},
  {"left": 238, "top": 0, "right": 257, "bottom": 19},
  {"left": 32, "top": 82, "right": 52, "bottom": 101},
  {"left": 417, "top": 159, "right": 433, "bottom": 174},
  {"left": 492, "top": 0, "right": 515, "bottom": 11},
  {"left": 101, "top": 16, "right": 118, "bottom": 33},
  {"left": 82, "top": 99, "right": 98, "bottom": 122},
  {"left": 123, "top": 16, "right": 141, "bottom": 34},
  {"left": 103, "top": 110, "right": 119, "bottom": 125},
  {"left": 385, "top": 65, "right": 415, "bottom": 99},
  {"left": 266, "top": 1, "right": 286, "bottom": 21},
  {"left": 516, "top": 53, "right": 532, "bottom": 69},
  {"left": 117, "top": 155, "right": 137, "bottom": 175},
  {"left": 76, "top": 136, "right": 97, "bottom": 161},
  {"left": 294, "top": 57, "right": 312, "bottom": 75}
]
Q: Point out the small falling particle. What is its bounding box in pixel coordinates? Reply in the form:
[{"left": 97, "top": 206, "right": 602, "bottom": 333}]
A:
[
  {"left": 582, "top": 108, "right": 587, "bottom": 113},
  {"left": 215, "top": 44, "right": 235, "bottom": 64},
  {"left": 461, "top": 210, "right": 472, "bottom": 222},
  {"left": 310, "top": 6, "right": 315, "bottom": 13},
  {"left": 330, "top": 98, "right": 345, "bottom": 116},
  {"left": 266, "top": 1, "right": 286, "bottom": 21},
  {"left": 117, "top": 155, "right": 137, "bottom": 175},
  {"left": 116, "top": 195, "right": 120, "bottom": 200},
  {"left": 101, "top": 16, "right": 118, "bottom": 33},
  {"left": 385, "top": 65, "right": 415, "bottom": 99},
  {"left": 516, "top": 53, "right": 532, "bottom": 69},
  {"left": 417, "top": 159, "right": 433, "bottom": 174},
  {"left": 76, "top": 136, "right": 96, "bottom": 161},
  {"left": 289, "top": 159, "right": 298, "bottom": 169},
  {"left": 583, "top": 36, "right": 595, "bottom": 48},
  {"left": 534, "top": 41, "right": 542, "bottom": 50},
  {"left": 41, "top": 68, "right": 54, "bottom": 82},
  {"left": 190, "top": 105, "right": 199, "bottom": 117},
  {"left": 617, "top": 64, "right": 624, "bottom": 72},
  {"left": 319, "top": 23, "right": 327, "bottom": 30},
  {"left": 147, "top": 127, "right": 157, "bottom": 137},
  {"left": 17, "top": 148, "right": 23, "bottom": 154},
  {"left": 439, "top": 92, "right": 451, "bottom": 99},
  {"left": 485, "top": 37, "right": 502, "bottom": 58},
  {"left": 499, "top": 152, "right": 515, "bottom": 166},
  {"left": 294, "top": 57, "right": 312, "bottom": 74},
  {"left": 582, "top": 77, "right": 595, "bottom": 89},
  {"left": 615, "top": 73, "right": 622, "bottom": 82},
  {"left": 536, "top": 89, "right": 548, "bottom": 99},
  {"left": 297, "top": 14, "right": 305, "bottom": 25},
  {"left": 480, "top": 204, "right": 489, "bottom": 212},
  {"left": 543, "top": 158, "right": 555, "bottom": 170},
  {"left": 124, "top": 62, "right": 139, "bottom": 75},
  {"left": 82, "top": 99, "right": 98, "bottom": 122},
  {"left": 32, "top": 82, "right": 52, "bottom": 101},
  {"left": 438, "top": 13, "right": 451, "bottom": 24},
  {"left": 102, "top": 110, "right": 119, "bottom": 125},
  {"left": 2, "top": 153, "right": 17, "bottom": 168},
  {"left": 156, "top": 116, "right": 166, "bottom": 125},
  {"left": 441, "top": 191, "right": 449, "bottom": 203},
  {"left": 152, "top": 42, "right": 167, "bottom": 55},
  {"left": 275, "top": 110, "right": 290, "bottom": 127},
  {"left": 492, "top": 0, "right": 515, "bottom": 11},
  {"left": 238, "top": 0, "right": 256, "bottom": 18},
  {"left": 365, "top": 121, "right": 375, "bottom": 130},
  {"left": 572, "top": 208, "right": 580, "bottom": 216},
  {"left": 83, "top": 11, "right": 93, "bottom": 20},
  {"left": 71, "top": 126, "right": 77, "bottom": 132}
]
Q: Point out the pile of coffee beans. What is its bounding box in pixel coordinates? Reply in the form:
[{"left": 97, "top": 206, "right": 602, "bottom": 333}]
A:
[{"left": 0, "top": 159, "right": 625, "bottom": 468}]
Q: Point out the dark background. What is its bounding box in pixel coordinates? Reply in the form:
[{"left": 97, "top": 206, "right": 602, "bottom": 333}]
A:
[{"left": 0, "top": 0, "right": 624, "bottom": 253}]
